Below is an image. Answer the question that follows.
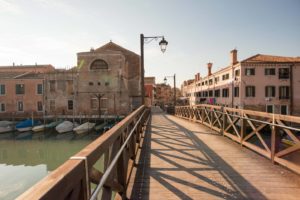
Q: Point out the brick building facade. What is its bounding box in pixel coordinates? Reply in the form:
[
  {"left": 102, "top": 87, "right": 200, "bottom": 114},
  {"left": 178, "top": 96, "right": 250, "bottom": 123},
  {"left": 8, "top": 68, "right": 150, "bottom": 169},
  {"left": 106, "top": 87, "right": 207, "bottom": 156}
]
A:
[{"left": 0, "top": 42, "right": 141, "bottom": 118}]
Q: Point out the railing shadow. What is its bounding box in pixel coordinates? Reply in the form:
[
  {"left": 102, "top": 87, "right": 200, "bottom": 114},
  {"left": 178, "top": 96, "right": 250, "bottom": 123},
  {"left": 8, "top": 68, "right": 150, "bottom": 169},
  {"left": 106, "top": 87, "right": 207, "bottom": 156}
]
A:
[{"left": 130, "top": 108, "right": 267, "bottom": 199}]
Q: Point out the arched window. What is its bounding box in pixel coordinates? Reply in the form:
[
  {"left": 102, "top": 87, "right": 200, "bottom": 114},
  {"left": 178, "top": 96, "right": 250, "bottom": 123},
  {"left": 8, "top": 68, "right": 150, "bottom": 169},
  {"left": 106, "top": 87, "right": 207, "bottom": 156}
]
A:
[{"left": 90, "top": 59, "right": 108, "bottom": 70}]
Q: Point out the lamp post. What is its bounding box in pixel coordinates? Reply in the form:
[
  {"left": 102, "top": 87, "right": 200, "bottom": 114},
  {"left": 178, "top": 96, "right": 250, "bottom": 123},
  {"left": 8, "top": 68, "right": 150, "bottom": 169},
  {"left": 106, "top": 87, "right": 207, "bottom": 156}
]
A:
[
  {"left": 164, "top": 74, "right": 176, "bottom": 106},
  {"left": 140, "top": 34, "right": 168, "bottom": 104}
]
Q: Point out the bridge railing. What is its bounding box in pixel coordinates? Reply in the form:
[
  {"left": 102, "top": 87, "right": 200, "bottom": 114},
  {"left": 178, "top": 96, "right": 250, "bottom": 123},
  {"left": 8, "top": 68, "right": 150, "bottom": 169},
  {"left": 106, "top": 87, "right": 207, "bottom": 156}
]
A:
[
  {"left": 18, "top": 105, "right": 150, "bottom": 200},
  {"left": 175, "top": 105, "right": 300, "bottom": 174}
]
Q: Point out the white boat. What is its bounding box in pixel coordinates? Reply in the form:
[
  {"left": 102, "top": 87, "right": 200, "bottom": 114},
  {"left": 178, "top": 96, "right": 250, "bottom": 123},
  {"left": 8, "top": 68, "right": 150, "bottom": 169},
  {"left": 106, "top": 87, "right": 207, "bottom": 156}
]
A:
[
  {"left": 0, "top": 120, "right": 14, "bottom": 127},
  {"left": 0, "top": 121, "right": 14, "bottom": 133},
  {"left": 32, "top": 125, "right": 45, "bottom": 132},
  {"left": 0, "top": 126, "right": 13, "bottom": 133},
  {"left": 55, "top": 121, "right": 77, "bottom": 134},
  {"left": 73, "top": 122, "right": 96, "bottom": 134}
]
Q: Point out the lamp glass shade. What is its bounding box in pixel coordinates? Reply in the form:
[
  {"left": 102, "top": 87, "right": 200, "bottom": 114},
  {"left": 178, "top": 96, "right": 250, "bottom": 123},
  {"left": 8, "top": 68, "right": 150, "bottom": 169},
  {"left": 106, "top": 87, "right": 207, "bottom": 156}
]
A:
[{"left": 159, "top": 37, "right": 168, "bottom": 53}]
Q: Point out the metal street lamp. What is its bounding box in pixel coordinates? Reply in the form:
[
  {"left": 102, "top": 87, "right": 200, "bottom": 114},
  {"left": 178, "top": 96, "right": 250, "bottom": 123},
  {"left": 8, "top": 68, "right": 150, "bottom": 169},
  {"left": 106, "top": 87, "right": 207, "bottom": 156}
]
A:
[
  {"left": 140, "top": 34, "right": 168, "bottom": 104},
  {"left": 164, "top": 74, "right": 176, "bottom": 106}
]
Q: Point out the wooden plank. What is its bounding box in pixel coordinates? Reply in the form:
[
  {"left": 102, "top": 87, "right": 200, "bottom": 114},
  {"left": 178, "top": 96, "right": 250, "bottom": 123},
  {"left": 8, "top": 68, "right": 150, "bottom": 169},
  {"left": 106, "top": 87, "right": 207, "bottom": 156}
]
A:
[{"left": 242, "top": 141, "right": 271, "bottom": 159}]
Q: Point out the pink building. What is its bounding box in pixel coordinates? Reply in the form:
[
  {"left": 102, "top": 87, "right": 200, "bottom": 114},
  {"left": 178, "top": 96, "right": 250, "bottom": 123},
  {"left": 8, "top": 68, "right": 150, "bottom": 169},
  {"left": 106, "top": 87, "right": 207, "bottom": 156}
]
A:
[
  {"left": 182, "top": 50, "right": 300, "bottom": 115},
  {"left": 0, "top": 65, "right": 55, "bottom": 117},
  {"left": 144, "top": 77, "right": 156, "bottom": 106}
]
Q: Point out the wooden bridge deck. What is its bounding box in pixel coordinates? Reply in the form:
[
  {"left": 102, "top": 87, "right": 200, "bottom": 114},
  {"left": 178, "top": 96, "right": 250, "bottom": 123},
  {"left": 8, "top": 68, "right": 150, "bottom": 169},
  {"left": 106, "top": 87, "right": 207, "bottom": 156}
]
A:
[{"left": 127, "top": 107, "right": 300, "bottom": 200}]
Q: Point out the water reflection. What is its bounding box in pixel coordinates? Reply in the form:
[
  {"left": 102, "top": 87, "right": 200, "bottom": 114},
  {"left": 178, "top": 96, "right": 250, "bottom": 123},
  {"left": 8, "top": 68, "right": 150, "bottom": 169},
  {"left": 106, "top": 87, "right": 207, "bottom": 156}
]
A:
[{"left": 0, "top": 130, "right": 97, "bottom": 200}]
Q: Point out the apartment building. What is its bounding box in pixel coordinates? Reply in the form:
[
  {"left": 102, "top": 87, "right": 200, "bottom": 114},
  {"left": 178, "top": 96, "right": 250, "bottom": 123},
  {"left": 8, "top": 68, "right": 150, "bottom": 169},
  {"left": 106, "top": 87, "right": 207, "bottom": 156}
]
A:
[{"left": 182, "top": 50, "right": 300, "bottom": 115}]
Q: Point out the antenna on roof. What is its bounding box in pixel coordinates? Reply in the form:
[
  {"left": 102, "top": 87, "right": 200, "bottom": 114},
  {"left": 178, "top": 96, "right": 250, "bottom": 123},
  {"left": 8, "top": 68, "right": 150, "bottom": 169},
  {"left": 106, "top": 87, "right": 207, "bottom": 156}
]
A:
[
  {"left": 13, "top": 62, "right": 15, "bottom": 66},
  {"left": 110, "top": 40, "right": 112, "bottom": 42}
]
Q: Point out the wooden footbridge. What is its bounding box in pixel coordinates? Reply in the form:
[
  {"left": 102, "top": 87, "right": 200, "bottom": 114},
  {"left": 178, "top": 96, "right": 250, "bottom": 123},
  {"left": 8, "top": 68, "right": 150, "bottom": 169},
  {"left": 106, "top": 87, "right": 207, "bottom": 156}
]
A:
[{"left": 18, "top": 105, "right": 300, "bottom": 200}]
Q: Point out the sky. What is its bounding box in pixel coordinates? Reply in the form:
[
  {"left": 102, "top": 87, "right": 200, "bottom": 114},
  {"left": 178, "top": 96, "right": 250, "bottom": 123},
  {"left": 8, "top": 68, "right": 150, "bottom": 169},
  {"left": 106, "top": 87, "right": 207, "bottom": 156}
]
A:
[{"left": 0, "top": 0, "right": 299, "bottom": 86}]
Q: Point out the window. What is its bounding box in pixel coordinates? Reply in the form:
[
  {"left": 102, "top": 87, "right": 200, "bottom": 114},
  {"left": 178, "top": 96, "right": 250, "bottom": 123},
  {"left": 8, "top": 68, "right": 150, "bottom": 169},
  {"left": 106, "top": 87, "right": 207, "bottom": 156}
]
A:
[
  {"left": 37, "top": 84, "right": 43, "bottom": 95},
  {"left": 279, "top": 68, "right": 289, "bottom": 79},
  {"left": 235, "top": 69, "right": 240, "bottom": 77},
  {"left": 0, "top": 84, "right": 5, "bottom": 95},
  {"left": 265, "top": 86, "right": 276, "bottom": 97},
  {"left": 17, "top": 101, "right": 23, "bottom": 112},
  {"left": 91, "top": 98, "right": 98, "bottom": 110},
  {"left": 90, "top": 59, "right": 108, "bottom": 70},
  {"left": 246, "top": 86, "right": 255, "bottom": 97},
  {"left": 205, "top": 81, "right": 208, "bottom": 85},
  {"left": 245, "top": 68, "right": 255, "bottom": 76},
  {"left": 280, "top": 105, "right": 288, "bottom": 115},
  {"left": 234, "top": 87, "right": 239, "bottom": 97},
  {"left": 16, "top": 84, "right": 25, "bottom": 94},
  {"left": 279, "top": 86, "right": 289, "bottom": 99},
  {"left": 68, "top": 100, "right": 73, "bottom": 110},
  {"left": 222, "top": 74, "right": 229, "bottom": 80},
  {"left": 37, "top": 101, "right": 43, "bottom": 112},
  {"left": 222, "top": 88, "right": 229, "bottom": 97},
  {"left": 214, "top": 77, "right": 219, "bottom": 83},
  {"left": 101, "top": 98, "right": 108, "bottom": 110},
  {"left": 265, "top": 68, "right": 275, "bottom": 75},
  {"left": 98, "top": 82, "right": 101, "bottom": 86},
  {"left": 105, "top": 82, "right": 109, "bottom": 86},
  {"left": 209, "top": 79, "right": 213, "bottom": 85},
  {"left": 49, "top": 81, "right": 56, "bottom": 92},
  {"left": 0, "top": 103, "right": 5, "bottom": 112},
  {"left": 214, "top": 89, "right": 220, "bottom": 97},
  {"left": 89, "top": 82, "right": 94, "bottom": 86},
  {"left": 209, "top": 90, "right": 213, "bottom": 97},
  {"left": 266, "top": 105, "right": 274, "bottom": 113},
  {"left": 201, "top": 82, "right": 204, "bottom": 86},
  {"left": 50, "top": 100, "right": 55, "bottom": 112}
]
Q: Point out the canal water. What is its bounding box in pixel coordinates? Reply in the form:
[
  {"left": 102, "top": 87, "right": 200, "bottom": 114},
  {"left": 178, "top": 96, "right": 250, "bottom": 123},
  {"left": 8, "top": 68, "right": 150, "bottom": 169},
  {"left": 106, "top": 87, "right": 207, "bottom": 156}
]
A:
[{"left": 0, "top": 130, "right": 99, "bottom": 200}]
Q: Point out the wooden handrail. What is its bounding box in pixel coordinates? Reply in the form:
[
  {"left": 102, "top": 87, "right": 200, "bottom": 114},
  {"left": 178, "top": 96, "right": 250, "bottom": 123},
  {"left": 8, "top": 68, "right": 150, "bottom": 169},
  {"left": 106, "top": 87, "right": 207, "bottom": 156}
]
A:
[
  {"left": 175, "top": 105, "right": 300, "bottom": 174},
  {"left": 18, "top": 105, "right": 150, "bottom": 200}
]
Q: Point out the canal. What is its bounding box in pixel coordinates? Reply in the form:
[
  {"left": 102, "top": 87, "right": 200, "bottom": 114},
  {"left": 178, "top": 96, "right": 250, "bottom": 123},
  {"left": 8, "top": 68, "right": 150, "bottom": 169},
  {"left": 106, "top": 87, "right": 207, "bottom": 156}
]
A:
[{"left": 0, "top": 130, "right": 99, "bottom": 200}]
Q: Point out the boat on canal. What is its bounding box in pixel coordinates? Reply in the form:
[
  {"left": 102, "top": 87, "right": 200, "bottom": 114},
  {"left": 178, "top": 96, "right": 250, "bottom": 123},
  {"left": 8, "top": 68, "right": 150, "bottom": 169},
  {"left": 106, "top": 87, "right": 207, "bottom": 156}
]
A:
[
  {"left": 16, "top": 119, "right": 40, "bottom": 132},
  {"left": 55, "top": 121, "right": 78, "bottom": 134},
  {"left": 73, "top": 122, "right": 95, "bottom": 134},
  {"left": 0, "top": 121, "right": 15, "bottom": 133}
]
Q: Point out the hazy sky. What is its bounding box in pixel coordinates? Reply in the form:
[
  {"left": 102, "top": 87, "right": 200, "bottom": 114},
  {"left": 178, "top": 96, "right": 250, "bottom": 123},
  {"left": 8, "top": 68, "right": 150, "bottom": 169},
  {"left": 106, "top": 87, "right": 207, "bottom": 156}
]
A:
[{"left": 0, "top": 0, "right": 299, "bottom": 86}]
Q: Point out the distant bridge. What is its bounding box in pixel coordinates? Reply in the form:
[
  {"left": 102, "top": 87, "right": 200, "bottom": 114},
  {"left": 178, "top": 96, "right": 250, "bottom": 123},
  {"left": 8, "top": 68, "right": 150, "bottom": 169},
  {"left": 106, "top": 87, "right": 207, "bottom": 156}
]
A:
[{"left": 18, "top": 105, "right": 300, "bottom": 199}]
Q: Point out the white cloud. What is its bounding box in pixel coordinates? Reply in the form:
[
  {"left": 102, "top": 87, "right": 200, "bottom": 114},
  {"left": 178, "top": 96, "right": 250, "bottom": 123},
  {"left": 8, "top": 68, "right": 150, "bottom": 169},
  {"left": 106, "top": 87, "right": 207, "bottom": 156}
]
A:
[{"left": 0, "top": 0, "right": 22, "bottom": 14}]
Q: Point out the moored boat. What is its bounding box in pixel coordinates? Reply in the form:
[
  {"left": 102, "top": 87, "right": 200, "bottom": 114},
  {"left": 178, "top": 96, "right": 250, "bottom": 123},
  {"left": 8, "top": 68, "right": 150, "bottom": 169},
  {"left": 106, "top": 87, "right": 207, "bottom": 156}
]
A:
[
  {"left": 0, "top": 121, "right": 14, "bottom": 133},
  {"left": 45, "top": 120, "right": 63, "bottom": 129},
  {"left": 16, "top": 119, "right": 40, "bottom": 132},
  {"left": 94, "top": 122, "right": 108, "bottom": 131},
  {"left": 32, "top": 125, "right": 45, "bottom": 132},
  {"left": 55, "top": 121, "right": 77, "bottom": 134},
  {"left": 73, "top": 122, "right": 95, "bottom": 134}
]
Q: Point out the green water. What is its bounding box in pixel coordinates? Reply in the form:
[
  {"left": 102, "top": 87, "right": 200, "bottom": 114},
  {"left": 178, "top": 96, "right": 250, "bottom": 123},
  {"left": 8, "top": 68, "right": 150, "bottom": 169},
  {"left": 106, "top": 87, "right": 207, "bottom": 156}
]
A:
[{"left": 0, "top": 131, "right": 98, "bottom": 200}]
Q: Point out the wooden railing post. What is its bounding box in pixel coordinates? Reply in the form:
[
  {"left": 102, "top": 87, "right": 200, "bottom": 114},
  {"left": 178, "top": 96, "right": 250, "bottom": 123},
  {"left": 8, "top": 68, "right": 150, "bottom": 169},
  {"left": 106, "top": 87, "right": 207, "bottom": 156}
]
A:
[
  {"left": 240, "top": 110, "right": 246, "bottom": 146},
  {"left": 271, "top": 113, "right": 280, "bottom": 164},
  {"left": 221, "top": 106, "right": 225, "bottom": 136},
  {"left": 210, "top": 107, "right": 213, "bottom": 129}
]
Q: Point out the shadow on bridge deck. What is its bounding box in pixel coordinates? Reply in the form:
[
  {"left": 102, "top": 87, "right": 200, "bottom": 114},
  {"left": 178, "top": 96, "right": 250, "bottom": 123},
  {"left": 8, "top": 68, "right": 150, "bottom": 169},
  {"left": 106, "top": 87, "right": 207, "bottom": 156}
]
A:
[{"left": 128, "top": 107, "right": 300, "bottom": 200}]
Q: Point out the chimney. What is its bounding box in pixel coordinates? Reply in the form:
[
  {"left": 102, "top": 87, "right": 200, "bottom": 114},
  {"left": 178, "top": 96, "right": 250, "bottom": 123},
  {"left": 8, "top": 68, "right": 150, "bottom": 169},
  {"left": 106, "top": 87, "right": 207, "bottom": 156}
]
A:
[
  {"left": 195, "top": 74, "right": 197, "bottom": 81},
  {"left": 207, "top": 62, "right": 213, "bottom": 76},
  {"left": 197, "top": 73, "right": 200, "bottom": 81},
  {"left": 230, "top": 49, "right": 238, "bottom": 65}
]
